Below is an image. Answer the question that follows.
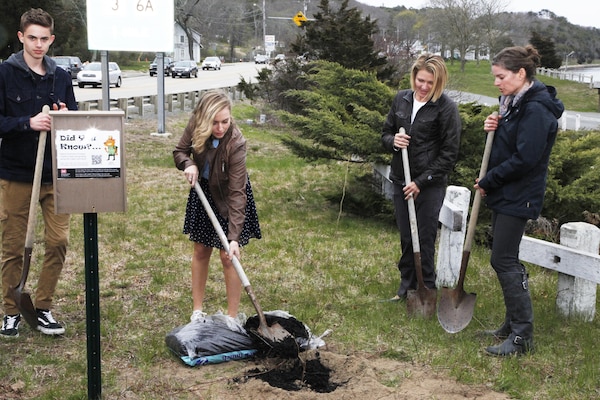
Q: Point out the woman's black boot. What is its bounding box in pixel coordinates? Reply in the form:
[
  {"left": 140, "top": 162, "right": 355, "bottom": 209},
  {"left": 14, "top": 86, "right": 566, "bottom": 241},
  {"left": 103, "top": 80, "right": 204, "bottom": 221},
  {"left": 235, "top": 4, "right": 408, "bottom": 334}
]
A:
[{"left": 485, "top": 270, "right": 534, "bottom": 356}]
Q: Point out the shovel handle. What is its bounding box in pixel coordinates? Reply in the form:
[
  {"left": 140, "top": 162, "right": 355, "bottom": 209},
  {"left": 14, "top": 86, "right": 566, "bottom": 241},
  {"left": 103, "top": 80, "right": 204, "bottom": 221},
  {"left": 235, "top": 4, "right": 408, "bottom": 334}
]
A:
[
  {"left": 399, "top": 128, "right": 420, "bottom": 253},
  {"left": 24, "top": 105, "right": 49, "bottom": 249},
  {"left": 463, "top": 112, "right": 498, "bottom": 253},
  {"left": 193, "top": 181, "right": 271, "bottom": 327},
  {"left": 400, "top": 129, "right": 429, "bottom": 292},
  {"left": 193, "top": 181, "right": 251, "bottom": 288}
]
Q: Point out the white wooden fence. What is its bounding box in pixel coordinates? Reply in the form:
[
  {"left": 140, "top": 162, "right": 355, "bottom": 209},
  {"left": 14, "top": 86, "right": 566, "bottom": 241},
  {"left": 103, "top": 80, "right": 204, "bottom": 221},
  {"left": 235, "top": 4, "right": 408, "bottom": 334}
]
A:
[
  {"left": 437, "top": 186, "right": 600, "bottom": 321},
  {"left": 537, "top": 67, "right": 596, "bottom": 86}
]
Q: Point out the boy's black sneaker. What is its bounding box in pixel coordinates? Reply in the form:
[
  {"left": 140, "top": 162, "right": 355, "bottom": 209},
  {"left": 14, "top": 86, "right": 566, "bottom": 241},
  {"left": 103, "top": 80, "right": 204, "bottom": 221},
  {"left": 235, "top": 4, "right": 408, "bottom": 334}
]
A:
[
  {"left": 36, "top": 309, "right": 65, "bottom": 335},
  {"left": 0, "top": 314, "right": 21, "bottom": 338}
]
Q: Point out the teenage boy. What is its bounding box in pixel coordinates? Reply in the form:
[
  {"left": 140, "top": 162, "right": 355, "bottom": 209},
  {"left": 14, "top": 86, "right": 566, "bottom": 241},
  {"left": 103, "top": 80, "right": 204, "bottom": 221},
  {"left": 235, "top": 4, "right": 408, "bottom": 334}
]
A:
[{"left": 0, "top": 8, "right": 77, "bottom": 338}]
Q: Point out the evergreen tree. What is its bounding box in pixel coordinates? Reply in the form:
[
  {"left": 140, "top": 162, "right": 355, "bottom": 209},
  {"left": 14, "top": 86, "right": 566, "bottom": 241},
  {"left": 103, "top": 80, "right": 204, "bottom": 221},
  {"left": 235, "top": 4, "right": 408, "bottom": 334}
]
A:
[
  {"left": 529, "top": 31, "right": 562, "bottom": 69},
  {"left": 290, "top": 0, "right": 386, "bottom": 72},
  {"left": 277, "top": 60, "right": 393, "bottom": 164}
]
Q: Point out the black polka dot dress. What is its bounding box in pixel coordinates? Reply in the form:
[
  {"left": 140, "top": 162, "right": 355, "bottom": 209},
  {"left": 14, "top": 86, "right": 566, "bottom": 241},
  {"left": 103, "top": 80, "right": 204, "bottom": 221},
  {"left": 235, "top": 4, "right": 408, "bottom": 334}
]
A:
[{"left": 183, "top": 176, "right": 262, "bottom": 248}]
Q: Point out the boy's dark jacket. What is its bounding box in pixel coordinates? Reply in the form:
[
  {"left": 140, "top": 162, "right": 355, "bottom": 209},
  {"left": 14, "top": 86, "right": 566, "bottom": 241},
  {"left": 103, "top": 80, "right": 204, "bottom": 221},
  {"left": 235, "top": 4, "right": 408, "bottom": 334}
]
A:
[{"left": 0, "top": 51, "right": 77, "bottom": 184}]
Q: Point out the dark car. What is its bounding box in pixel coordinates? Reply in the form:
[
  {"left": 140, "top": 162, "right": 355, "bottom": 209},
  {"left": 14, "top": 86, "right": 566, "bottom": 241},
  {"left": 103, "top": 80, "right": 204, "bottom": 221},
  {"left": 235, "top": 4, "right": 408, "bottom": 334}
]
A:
[
  {"left": 52, "top": 56, "right": 83, "bottom": 79},
  {"left": 149, "top": 56, "right": 174, "bottom": 76},
  {"left": 171, "top": 60, "right": 198, "bottom": 78}
]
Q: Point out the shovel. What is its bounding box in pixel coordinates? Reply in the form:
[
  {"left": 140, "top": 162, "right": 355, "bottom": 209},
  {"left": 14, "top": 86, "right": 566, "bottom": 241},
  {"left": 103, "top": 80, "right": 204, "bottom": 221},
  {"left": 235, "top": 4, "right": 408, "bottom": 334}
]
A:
[
  {"left": 401, "top": 134, "right": 437, "bottom": 318},
  {"left": 438, "top": 112, "right": 498, "bottom": 333},
  {"left": 8, "top": 105, "right": 50, "bottom": 329},
  {"left": 192, "top": 181, "right": 292, "bottom": 344}
]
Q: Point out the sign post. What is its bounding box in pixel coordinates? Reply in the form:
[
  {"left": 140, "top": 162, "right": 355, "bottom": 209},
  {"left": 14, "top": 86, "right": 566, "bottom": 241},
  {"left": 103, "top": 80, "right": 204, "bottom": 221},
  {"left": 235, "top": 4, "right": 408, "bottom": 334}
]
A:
[
  {"left": 51, "top": 110, "right": 126, "bottom": 400},
  {"left": 82, "top": 1, "right": 174, "bottom": 397}
]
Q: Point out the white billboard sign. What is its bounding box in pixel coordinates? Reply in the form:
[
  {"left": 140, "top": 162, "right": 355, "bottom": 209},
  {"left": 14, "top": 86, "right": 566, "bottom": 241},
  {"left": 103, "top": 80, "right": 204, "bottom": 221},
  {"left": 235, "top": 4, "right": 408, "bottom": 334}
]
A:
[{"left": 86, "top": 0, "right": 174, "bottom": 52}]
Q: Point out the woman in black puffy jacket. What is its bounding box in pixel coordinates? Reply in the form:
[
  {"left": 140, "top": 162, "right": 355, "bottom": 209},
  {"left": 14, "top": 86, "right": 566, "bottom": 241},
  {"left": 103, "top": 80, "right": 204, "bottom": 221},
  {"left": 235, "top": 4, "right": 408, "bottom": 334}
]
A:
[
  {"left": 477, "top": 45, "right": 564, "bottom": 356},
  {"left": 381, "top": 54, "right": 461, "bottom": 302}
]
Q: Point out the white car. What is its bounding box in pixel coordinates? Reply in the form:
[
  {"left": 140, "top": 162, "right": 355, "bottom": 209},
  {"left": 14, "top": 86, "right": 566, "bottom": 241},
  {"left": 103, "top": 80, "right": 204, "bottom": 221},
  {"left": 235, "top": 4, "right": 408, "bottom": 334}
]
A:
[
  {"left": 77, "top": 62, "right": 122, "bottom": 88},
  {"left": 254, "top": 54, "right": 268, "bottom": 64},
  {"left": 201, "top": 56, "right": 221, "bottom": 70}
]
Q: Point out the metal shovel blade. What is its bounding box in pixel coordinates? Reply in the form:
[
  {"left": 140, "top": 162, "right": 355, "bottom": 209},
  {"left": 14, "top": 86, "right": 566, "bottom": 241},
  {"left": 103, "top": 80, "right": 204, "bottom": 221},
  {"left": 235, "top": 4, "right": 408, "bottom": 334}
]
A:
[
  {"left": 254, "top": 322, "right": 291, "bottom": 343},
  {"left": 437, "top": 287, "right": 477, "bottom": 333},
  {"left": 406, "top": 251, "right": 437, "bottom": 319},
  {"left": 15, "top": 292, "right": 38, "bottom": 329},
  {"left": 407, "top": 286, "right": 438, "bottom": 318},
  {"left": 437, "top": 250, "right": 478, "bottom": 333},
  {"left": 9, "top": 248, "right": 38, "bottom": 329},
  {"left": 244, "top": 284, "right": 293, "bottom": 344}
]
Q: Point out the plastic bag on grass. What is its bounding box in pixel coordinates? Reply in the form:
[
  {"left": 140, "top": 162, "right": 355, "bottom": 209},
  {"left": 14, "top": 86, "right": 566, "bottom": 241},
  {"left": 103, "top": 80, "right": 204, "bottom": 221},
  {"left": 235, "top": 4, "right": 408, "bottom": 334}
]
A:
[{"left": 165, "top": 313, "right": 257, "bottom": 367}]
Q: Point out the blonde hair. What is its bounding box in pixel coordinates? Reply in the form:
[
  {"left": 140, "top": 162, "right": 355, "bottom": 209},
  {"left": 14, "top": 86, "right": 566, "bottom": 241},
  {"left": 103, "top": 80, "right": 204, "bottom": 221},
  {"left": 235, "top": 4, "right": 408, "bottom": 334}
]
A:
[
  {"left": 190, "top": 90, "right": 234, "bottom": 153},
  {"left": 410, "top": 54, "right": 448, "bottom": 103}
]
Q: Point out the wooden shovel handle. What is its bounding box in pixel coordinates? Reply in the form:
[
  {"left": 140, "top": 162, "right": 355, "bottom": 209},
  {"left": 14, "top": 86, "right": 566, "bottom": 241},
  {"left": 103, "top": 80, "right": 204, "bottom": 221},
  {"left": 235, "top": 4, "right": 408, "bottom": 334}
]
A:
[
  {"left": 24, "top": 105, "right": 49, "bottom": 249},
  {"left": 17, "top": 105, "right": 49, "bottom": 291},
  {"left": 463, "top": 111, "right": 498, "bottom": 254},
  {"left": 193, "top": 181, "right": 272, "bottom": 328},
  {"left": 399, "top": 128, "right": 430, "bottom": 291}
]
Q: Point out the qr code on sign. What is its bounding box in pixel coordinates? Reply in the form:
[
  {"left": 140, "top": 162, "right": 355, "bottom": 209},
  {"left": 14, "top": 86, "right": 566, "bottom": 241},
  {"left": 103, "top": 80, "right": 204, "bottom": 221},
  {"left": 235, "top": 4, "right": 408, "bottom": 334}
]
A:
[{"left": 91, "top": 155, "right": 102, "bottom": 165}]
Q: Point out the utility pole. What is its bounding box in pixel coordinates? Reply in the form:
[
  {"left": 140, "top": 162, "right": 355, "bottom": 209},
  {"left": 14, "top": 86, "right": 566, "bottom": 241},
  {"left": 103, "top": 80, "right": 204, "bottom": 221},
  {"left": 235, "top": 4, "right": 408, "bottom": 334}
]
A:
[{"left": 262, "top": 0, "right": 266, "bottom": 47}]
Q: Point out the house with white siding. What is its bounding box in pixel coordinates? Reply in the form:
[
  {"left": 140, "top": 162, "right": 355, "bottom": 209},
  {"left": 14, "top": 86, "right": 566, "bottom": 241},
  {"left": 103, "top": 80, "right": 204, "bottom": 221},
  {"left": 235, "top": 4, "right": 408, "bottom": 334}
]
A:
[{"left": 172, "top": 22, "right": 202, "bottom": 62}]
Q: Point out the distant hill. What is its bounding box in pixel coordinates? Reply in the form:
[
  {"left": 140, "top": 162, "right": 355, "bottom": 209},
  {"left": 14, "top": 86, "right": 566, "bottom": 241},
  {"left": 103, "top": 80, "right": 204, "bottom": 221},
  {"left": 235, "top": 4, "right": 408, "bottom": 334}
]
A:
[{"left": 349, "top": 1, "right": 600, "bottom": 64}]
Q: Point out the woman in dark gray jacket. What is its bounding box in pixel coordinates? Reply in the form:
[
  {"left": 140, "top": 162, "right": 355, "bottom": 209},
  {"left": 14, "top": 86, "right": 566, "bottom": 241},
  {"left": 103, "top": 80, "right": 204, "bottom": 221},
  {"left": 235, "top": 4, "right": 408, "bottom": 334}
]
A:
[
  {"left": 381, "top": 54, "right": 461, "bottom": 302},
  {"left": 477, "top": 45, "right": 564, "bottom": 356}
]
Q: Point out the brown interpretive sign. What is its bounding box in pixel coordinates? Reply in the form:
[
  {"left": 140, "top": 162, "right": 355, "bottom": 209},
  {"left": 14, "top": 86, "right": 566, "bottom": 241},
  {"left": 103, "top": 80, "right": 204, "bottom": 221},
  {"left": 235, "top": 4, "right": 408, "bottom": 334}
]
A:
[{"left": 50, "top": 111, "right": 127, "bottom": 214}]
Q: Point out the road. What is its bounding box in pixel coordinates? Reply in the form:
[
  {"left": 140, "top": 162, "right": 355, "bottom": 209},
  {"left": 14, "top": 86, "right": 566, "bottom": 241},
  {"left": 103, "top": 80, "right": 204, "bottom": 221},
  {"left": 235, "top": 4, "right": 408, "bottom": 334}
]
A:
[
  {"left": 73, "top": 62, "right": 266, "bottom": 102},
  {"left": 449, "top": 90, "right": 600, "bottom": 131}
]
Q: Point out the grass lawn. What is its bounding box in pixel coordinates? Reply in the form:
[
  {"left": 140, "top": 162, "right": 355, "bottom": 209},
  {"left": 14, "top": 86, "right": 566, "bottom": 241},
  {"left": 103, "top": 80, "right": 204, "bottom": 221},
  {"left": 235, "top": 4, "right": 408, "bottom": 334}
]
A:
[{"left": 447, "top": 60, "right": 599, "bottom": 112}]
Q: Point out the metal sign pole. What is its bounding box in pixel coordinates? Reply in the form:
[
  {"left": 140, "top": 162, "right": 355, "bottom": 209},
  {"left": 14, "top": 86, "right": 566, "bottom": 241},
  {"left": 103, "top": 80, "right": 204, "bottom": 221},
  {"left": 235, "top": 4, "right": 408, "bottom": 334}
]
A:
[
  {"left": 157, "top": 52, "right": 166, "bottom": 134},
  {"left": 100, "top": 51, "right": 110, "bottom": 111},
  {"left": 84, "top": 212, "right": 101, "bottom": 399}
]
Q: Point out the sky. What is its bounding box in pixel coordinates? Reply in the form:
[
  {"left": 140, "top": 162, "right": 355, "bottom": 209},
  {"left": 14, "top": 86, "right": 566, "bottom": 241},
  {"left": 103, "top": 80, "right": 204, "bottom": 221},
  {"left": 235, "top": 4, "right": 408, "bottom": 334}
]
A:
[{"left": 357, "top": 0, "right": 600, "bottom": 29}]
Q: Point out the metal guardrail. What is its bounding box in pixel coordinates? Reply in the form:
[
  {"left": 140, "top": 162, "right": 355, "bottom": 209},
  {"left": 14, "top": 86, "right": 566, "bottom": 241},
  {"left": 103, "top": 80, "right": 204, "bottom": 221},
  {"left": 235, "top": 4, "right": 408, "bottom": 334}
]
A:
[{"left": 77, "top": 86, "right": 245, "bottom": 119}]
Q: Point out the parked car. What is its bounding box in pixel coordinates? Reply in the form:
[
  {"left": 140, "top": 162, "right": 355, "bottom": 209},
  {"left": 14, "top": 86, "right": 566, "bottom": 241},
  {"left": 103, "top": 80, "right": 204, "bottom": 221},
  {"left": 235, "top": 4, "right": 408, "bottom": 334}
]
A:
[
  {"left": 149, "top": 56, "right": 174, "bottom": 76},
  {"left": 271, "top": 54, "right": 286, "bottom": 65},
  {"left": 254, "top": 54, "right": 268, "bottom": 64},
  {"left": 171, "top": 60, "right": 198, "bottom": 78},
  {"left": 52, "top": 56, "right": 82, "bottom": 79},
  {"left": 76, "top": 62, "right": 122, "bottom": 88},
  {"left": 201, "top": 56, "right": 221, "bottom": 70}
]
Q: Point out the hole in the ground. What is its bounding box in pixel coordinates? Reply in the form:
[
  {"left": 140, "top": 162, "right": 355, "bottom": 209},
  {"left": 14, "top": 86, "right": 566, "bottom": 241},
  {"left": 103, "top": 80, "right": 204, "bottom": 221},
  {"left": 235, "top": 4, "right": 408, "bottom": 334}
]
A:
[{"left": 235, "top": 352, "right": 342, "bottom": 393}]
